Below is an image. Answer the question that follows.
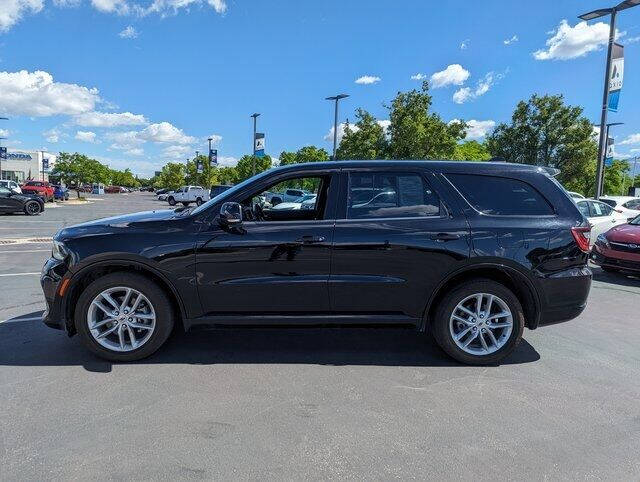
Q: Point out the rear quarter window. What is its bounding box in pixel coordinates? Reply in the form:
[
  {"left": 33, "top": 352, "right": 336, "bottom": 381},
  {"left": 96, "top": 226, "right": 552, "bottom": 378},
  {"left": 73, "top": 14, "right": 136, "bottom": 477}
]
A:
[{"left": 447, "top": 173, "right": 554, "bottom": 216}]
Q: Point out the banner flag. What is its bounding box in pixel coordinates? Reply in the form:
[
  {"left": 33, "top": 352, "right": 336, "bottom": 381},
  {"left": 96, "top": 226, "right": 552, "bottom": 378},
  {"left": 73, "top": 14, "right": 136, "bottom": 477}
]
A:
[{"left": 608, "top": 43, "right": 624, "bottom": 112}]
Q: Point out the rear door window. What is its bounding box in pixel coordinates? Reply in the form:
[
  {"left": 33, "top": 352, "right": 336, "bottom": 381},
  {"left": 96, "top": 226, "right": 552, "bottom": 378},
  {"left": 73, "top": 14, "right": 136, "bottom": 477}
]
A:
[
  {"left": 347, "top": 172, "right": 441, "bottom": 219},
  {"left": 446, "top": 174, "right": 554, "bottom": 216},
  {"left": 576, "top": 201, "right": 590, "bottom": 218}
]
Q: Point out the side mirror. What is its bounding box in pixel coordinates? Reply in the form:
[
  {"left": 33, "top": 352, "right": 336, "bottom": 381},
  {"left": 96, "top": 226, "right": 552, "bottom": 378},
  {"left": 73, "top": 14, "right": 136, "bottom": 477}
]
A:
[{"left": 219, "top": 202, "right": 243, "bottom": 227}]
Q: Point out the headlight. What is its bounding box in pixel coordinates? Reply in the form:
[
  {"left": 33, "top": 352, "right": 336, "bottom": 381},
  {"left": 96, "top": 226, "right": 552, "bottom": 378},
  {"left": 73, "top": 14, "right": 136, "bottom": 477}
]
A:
[
  {"left": 596, "top": 234, "right": 610, "bottom": 248},
  {"left": 52, "top": 240, "right": 68, "bottom": 260}
]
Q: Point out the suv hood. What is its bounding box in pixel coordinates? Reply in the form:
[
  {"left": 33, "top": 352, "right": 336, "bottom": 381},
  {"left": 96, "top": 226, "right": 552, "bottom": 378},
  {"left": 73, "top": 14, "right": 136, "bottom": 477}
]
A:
[
  {"left": 56, "top": 209, "right": 180, "bottom": 240},
  {"left": 606, "top": 223, "right": 640, "bottom": 243}
]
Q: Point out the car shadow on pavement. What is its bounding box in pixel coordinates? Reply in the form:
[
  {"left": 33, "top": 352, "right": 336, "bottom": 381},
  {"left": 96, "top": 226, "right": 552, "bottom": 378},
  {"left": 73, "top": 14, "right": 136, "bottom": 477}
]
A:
[
  {"left": 0, "top": 311, "right": 540, "bottom": 373},
  {"left": 591, "top": 267, "right": 640, "bottom": 287}
]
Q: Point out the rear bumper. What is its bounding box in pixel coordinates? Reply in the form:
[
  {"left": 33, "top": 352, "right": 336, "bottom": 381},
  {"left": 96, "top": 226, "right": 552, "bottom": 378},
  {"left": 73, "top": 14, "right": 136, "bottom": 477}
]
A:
[{"left": 535, "top": 266, "right": 592, "bottom": 327}]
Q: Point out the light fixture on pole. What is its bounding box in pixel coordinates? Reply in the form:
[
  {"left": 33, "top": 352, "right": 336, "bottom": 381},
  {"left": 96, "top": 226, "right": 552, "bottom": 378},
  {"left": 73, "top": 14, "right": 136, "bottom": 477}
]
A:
[
  {"left": 250, "top": 113, "right": 260, "bottom": 175},
  {"left": 325, "top": 94, "right": 349, "bottom": 160},
  {"left": 579, "top": 0, "right": 640, "bottom": 199}
]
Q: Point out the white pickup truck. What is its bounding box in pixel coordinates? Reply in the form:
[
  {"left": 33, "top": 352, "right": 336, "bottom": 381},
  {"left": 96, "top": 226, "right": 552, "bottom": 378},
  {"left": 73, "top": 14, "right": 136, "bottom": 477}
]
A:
[{"left": 166, "top": 186, "right": 210, "bottom": 206}]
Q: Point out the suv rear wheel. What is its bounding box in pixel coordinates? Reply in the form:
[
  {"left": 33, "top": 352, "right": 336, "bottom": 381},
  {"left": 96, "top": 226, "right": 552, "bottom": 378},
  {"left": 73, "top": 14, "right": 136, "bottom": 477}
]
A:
[
  {"left": 167, "top": 196, "right": 176, "bottom": 206},
  {"left": 432, "top": 279, "right": 524, "bottom": 365},
  {"left": 74, "top": 272, "right": 174, "bottom": 362},
  {"left": 24, "top": 200, "right": 41, "bottom": 215},
  {"left": 196, "top": 197, "right": 203, "bottom": 206}
]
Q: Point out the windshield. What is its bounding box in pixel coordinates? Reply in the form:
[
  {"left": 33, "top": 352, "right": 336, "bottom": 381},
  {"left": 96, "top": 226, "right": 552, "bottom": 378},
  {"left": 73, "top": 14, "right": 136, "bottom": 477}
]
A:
[
  {"left": 631, "top": 215, "right": 640, "bottom": 226},
  {"left": 190, "top": 169, "right": 275, "bottom": 216}
]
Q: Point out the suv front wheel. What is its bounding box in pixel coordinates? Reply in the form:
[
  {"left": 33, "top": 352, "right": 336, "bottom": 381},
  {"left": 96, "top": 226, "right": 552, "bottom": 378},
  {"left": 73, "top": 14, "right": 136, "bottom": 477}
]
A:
[
  {"left": 74, "top": 272, "right": 175, "bottom": 362},
  {"left": 432, "top": 279, "right": 524, "bottom": 365}
]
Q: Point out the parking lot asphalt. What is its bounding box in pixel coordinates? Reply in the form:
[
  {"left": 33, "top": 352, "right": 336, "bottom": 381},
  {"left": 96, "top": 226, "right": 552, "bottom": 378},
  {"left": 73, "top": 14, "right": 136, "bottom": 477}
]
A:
[{"left": 1, "top": 192, "right": 639, "bottom": 480}]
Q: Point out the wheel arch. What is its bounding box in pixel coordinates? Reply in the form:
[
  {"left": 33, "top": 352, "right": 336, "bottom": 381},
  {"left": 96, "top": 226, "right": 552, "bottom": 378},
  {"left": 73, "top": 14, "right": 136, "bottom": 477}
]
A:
[
  {"left": 422, "top": 262, "right": 541, "bottom": 332},
  {"left": 63, "top": 259, "right": 187, "bottom": 335}
]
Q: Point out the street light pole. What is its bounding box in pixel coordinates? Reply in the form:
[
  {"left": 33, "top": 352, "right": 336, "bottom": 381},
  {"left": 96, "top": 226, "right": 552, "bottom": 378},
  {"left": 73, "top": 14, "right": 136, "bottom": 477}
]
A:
[
  {"left": 579, "top": 0, "right": 640, "bottom": 199},
  {"left": 0, "top": 117, "right": 8, "bottom": 181},
  {"left": 251, "top": 113, "right": 260, "bottom": 176},
  {"left": 325, "top": 94, "right": 349, "bottom": 160}
]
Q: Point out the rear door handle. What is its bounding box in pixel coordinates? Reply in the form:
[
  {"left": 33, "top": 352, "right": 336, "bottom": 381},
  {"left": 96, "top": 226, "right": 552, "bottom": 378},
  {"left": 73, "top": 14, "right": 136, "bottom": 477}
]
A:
[
  {"left": 296, "top": 235, "right": 326, "bottom": 244},
  {"left": 430, "top": 233, "right": 461, "bottom": 242}
]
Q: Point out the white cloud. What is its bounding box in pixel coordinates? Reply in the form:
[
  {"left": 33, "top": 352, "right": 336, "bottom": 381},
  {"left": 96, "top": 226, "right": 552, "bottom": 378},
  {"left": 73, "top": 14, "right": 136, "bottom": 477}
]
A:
[
  {"left": 91, "top": 0, "right": 130, "bottom": 14},
  {"left": 0, "top": 70, "right": 99, "bottom": 117},
  {"left": 450, "top": 119, "right": 496, "bottom": 139},
  {"left": 53, "top": 0, "right": 81, "bottom": 6},
  {"left": 628, "top": 36, "right": 640, "bottom": 44},
  {"left": 217, "top": 156, "right": 237, "bottom": 167},
  {"left": 620, "top": 133, "right": 640, "bottom": 145},
  {"left": 74, "top": 111, "right": 148, "bottom": 127},
  {"left": 533, "top": 20, "right": 624, "bottom": 60},
  {"left": 125, "top": 147, "right": 144, "bottom": 156},
  {"left": 207, "top": 0, "right": 226, "bottom": 13},
  {"left": 324, "top": 120, "right": 390, "bottom": 144},
  {"left": 504, "top": 35, "right": 518, "bottom": 45},
  {"left": 139, "top": 122, "right": 195, "bottom": 144},
  {"left": 630, "top": 148, "right": 640, "bottom": 153},
  {"left": 355, "top": 75, "right": 381, "bottom": 85},
  {"left": 107, "top": 130, "right": 144, "bottom": 150},
  {"left": 460, "top": 39, "right": 469, "bottom": 50},
  {"left": 453, "top": 71, "right": 504, "bottom": 104},
  {"left": 75, "top": 130, "right": 97, "bottom": 143},
  {"left": 0, "top": 0, "right": 44, "bottom": 32},
  {"left": 145, "top": 0, "right": 226, "bottom": 16},
  {"left": 411, "top": 73, "right": 426, "bottom": 81},
  {"left": 162, "top": 144, "right": 193, "bottom": 159},
  {"left": 43, "top": 127, "right": 62, "bottom": 143},
  {"left": 206, "top": 134, "right": 222, "bottom": 144},
  {"left": 119, "top": 25, "right": 139, "bottom": 39},
  {"left": 430, "top": 64, "right": 470, "bottom": 88},
  {"left": 0, "top": 128, "right": 9, "bottom": 137}
]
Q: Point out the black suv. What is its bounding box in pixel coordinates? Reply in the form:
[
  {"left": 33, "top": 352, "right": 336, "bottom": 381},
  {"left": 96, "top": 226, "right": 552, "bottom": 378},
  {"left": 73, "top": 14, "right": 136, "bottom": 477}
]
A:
[{"left": 41, "top": 161, "right": 592, "bottom": 365}]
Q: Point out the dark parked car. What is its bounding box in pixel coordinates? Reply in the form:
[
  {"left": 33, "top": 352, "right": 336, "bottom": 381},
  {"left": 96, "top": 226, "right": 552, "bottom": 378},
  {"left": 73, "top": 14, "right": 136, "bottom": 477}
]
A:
[
  {"left": 210, "top": 184, "right": 232, "bottom": 198},
  {"left": 0, "top": 186, "right": 45, "bottom": 215},
  {"left": 53, "top": 185, "right": 69, "bottom": 201},
  {"left": 41, "top": 161, "right": 592, "bottom": 364}
]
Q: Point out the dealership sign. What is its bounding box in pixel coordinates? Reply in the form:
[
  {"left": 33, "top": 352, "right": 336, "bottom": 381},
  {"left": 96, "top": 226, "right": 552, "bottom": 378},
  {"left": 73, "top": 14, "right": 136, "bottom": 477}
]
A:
[
  {"left": 608, "top": 43, "right": 624, "bottom": 112},
  {"left": 7, "top": 152, "right": 33, "bottom": 160},
  {"left": 254, "top": 133, "right": 265, "bottom": 157},
  {"left": 209, "top": 149, "right": 217, "bottom": 167}
]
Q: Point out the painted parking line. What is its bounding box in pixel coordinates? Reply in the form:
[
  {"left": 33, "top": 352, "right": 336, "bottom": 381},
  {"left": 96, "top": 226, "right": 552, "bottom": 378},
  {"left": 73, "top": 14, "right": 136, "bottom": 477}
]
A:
[
  {"left": 0, "top": 272, "right": 40, "bottom": 277},
  {"left": 0, "top": 316, "right": 43, "bottom": 325},
  {"left": 0, "top": 249, "right": 51, "bottom": 254}
]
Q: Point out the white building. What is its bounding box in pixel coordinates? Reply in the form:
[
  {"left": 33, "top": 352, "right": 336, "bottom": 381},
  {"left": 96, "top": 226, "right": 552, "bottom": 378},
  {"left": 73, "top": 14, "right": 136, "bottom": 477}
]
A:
[{"left": 0, "top": 150, "right": 57, "bottom": 182}]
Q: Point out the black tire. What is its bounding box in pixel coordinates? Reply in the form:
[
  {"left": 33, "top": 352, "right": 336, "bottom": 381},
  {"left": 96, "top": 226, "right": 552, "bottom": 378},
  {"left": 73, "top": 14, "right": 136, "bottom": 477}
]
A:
[
  {"left": 432, "top": 279, "right": 525, "bottom": 365},
  {"left": 74, "top": 272, "right": 175, "bottom": 362},
  {"left": 601, "top": 266, "right": 619, "bottom": 273},
  {"left": 167, "top": 196, "right": 176, "bottom": 206},
  {"left": 24, "top": 200, "right": 42, "bottom": 216},
  {"left": 195, "top": 197, "right": 203, "bottom": 206}
]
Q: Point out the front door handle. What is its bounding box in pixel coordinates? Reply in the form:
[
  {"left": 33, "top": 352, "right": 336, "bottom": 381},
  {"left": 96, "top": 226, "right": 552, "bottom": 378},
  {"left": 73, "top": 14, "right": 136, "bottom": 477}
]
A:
[
  {"left": 430, "top": 232, "right": 461, "bottom": 242},
  {"left": 296, "top": 235, "right": 326, "bottom": 244}
]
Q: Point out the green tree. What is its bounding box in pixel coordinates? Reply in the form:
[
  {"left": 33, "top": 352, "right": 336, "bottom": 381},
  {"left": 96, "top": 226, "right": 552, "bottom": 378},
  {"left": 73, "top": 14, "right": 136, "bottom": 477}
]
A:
[
  {"left": 486, "top": 94, "right": 597, "bottom": 194},
  {"left": 453, "top": 140, "right": 491, "bottom": 161},
  {"left": 234, "top": 155, "right": 272, "bottom": 183},
  {"left": 110, "top": 168, "right": 139, "bottom": 187},
  {"left": 387, "top": 81, "right": 466, "bottom": 160},
  {"left": 336, "top": 109, "right": 387, "bottom": 160},
  {"left": 185, "top": 155, "right": 218, "bottom": 187},
  {"left": 278, "top": 151, "right": 297, "bottom": 166},
  {"left": 51, "top": 152, "right": 110, "bottom": 198},
  {"left": 217, "top": 166, "right": 237, "bottom": 185},
  {"left": 154, "top": 162, "right": 186, "bottom": 191}
]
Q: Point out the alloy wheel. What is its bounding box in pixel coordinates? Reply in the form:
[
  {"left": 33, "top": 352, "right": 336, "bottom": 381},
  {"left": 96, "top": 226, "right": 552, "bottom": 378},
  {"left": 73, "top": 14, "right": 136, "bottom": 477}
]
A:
[
  {"left": 449, "top": 293, "right": 513, "bottom": 355},
  {"left": 87, "top": 286, "right": 156, "bottom": 352},
  {"left": 26, "top": 202, "right": 41, "bottom": 214}
]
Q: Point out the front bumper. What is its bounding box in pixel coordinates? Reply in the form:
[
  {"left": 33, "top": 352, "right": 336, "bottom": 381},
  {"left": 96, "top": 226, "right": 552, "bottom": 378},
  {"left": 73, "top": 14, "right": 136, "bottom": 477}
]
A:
[
  {"left": 591, "top": 245, "right": 640, "bottom": 272},
  {"left": 40, "top": 257, "right": 68, "bottom": 330}
]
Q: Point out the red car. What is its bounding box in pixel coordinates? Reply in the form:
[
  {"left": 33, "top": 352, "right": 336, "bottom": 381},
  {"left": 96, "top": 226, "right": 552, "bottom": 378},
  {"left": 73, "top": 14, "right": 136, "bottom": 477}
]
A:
[
  {"left": 592, "top": 214, "right": 640, "bottom": 273},
  {"left": 21, "top": 181, "right": 55, "bottom": 202}
]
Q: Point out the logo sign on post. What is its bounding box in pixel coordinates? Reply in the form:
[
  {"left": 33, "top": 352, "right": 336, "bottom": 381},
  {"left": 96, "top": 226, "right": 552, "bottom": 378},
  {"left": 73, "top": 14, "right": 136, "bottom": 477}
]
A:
[
  {"left": 209, "top": 149, "right": 218, "bottom": 167},
  {"left": 196, "top": 159, "right": 203, "bottom": 174},
  {"left": 42, "top": 158, "right": 49, "bottom": 171},
  {"left": 604, "top": 137, "right": 614, "bottom": 167},
  {"left": 608, "top": 43, "right": 624, "bottom": 112},
  {"left": 0, "top": 147, "right": 6, "bottom": 160},
  {"left": 254, "top": 133, "right": 265, "bottom": 158}
]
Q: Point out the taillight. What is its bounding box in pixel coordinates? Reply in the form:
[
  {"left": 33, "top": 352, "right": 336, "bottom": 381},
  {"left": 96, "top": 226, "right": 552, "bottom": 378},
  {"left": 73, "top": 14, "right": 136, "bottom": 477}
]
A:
[{"left": 571, "top": 226, "right": 591, "bottom": 253}]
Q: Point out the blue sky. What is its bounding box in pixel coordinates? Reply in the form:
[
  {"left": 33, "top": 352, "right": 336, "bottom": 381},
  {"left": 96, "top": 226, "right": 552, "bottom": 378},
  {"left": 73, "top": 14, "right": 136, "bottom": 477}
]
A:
[{"left": 1, "top": 0, "right": 640, "bottom": 177}]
